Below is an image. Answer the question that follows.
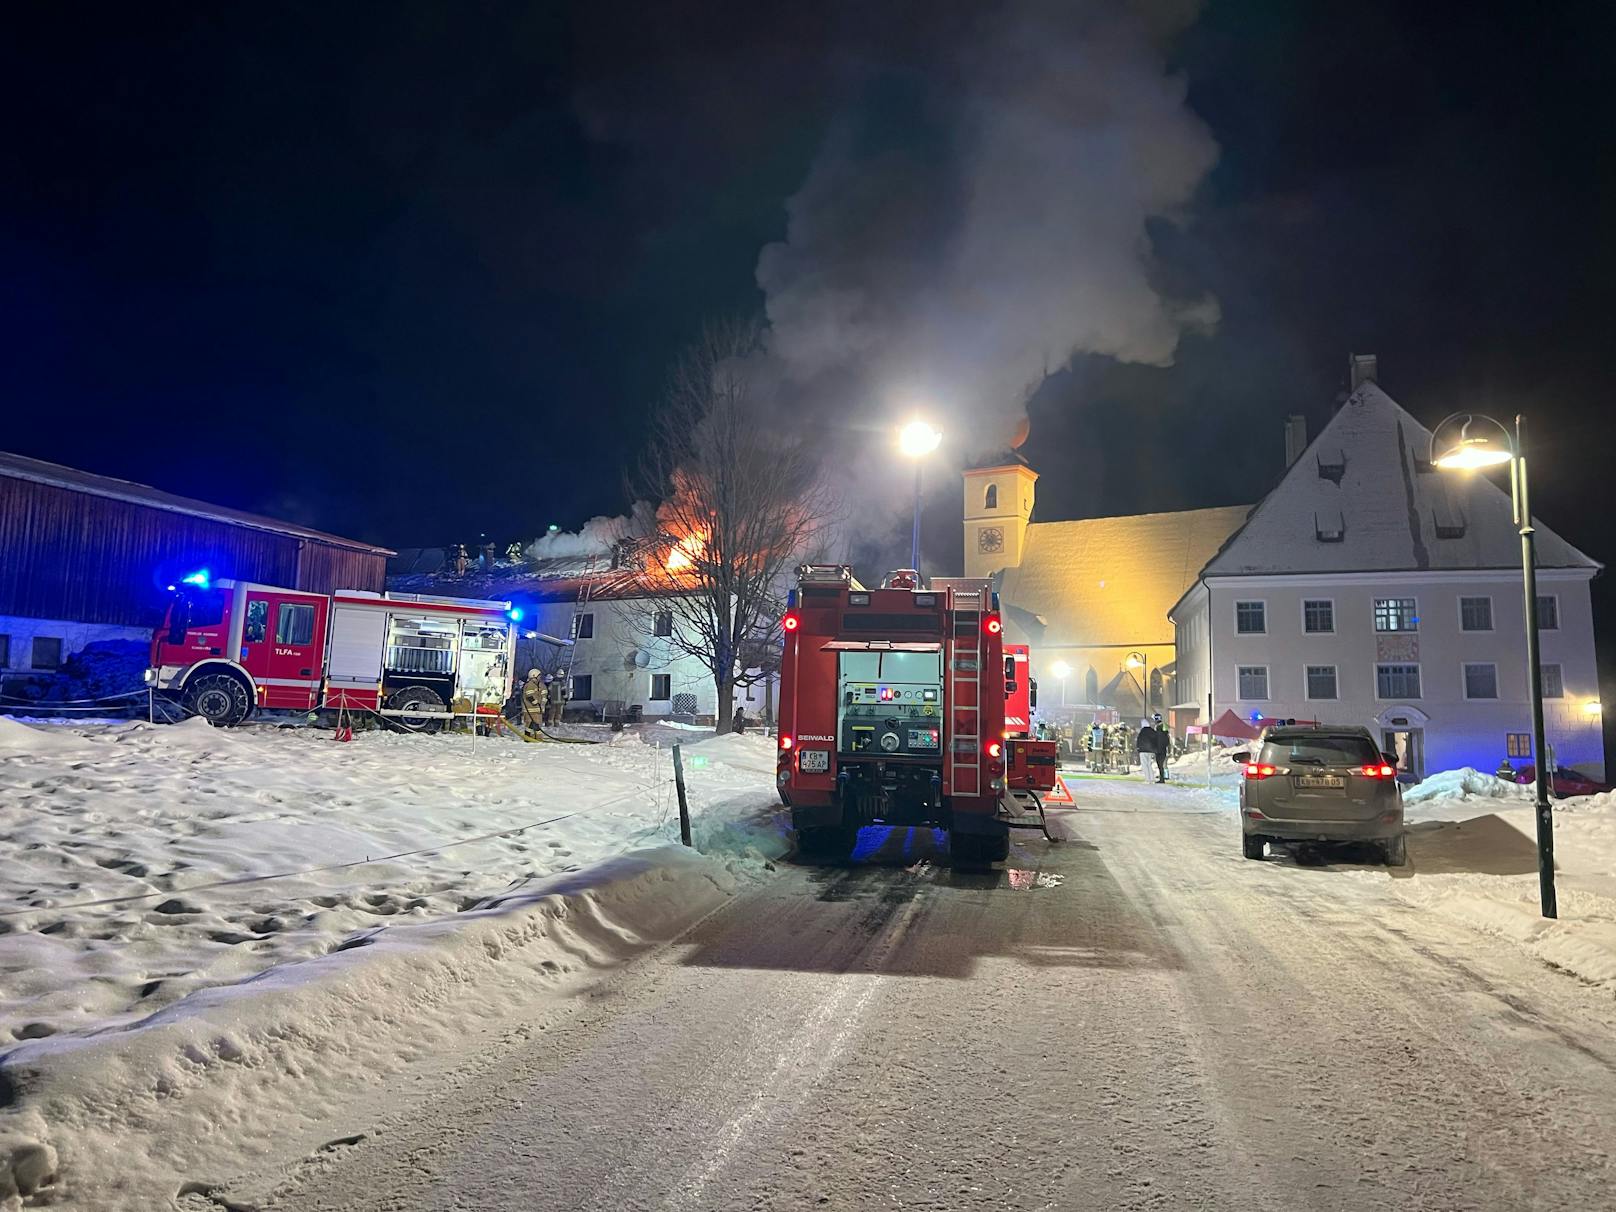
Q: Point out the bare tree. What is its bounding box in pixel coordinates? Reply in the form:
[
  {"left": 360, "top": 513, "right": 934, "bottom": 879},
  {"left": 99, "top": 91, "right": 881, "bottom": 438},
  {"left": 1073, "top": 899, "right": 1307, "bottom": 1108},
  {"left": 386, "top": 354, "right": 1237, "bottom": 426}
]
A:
[{"left": 626, "top": 316, "right": 834, "bottom": 733}]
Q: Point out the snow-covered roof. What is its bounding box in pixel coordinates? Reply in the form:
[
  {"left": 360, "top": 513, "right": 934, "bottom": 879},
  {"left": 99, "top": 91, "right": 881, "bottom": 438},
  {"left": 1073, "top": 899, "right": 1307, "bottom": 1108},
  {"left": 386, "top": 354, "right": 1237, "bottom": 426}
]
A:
[
  {"left": 0, "top": 449, "right": 393, "bottom": 554},
  {"left": 1199, "top": 382, "right": 1600, "bottom": 578},
  {"left": 998, "top": 505, "right": 1252, "bottom": 647}
]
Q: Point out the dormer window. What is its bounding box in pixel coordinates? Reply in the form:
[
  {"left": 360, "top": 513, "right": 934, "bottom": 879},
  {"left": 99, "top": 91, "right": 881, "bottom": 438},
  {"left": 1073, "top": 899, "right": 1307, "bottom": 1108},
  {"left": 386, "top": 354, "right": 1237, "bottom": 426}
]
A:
[
  {"left": 985, "top": 483, "right": 998, "bottom": 510},
  {"left": 1314, "top": 510, "right": 1344, "bottom": 542},
  {"left": 1433, "top": 500, "right": 1466, "bottom": 539},
  {"left": 1316, "top": 448, "right": 1345, "bottom": 485}
]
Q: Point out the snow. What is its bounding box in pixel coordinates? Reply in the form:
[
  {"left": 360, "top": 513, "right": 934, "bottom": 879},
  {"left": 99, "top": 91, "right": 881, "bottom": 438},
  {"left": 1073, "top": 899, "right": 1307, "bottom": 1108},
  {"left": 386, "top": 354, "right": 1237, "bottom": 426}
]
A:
[
  {"left": 0, "top": 718, "right": 788, "bottom": 1208},
  {"left": 1401, "top": 765, "right": 1534, "bottom": 806}
]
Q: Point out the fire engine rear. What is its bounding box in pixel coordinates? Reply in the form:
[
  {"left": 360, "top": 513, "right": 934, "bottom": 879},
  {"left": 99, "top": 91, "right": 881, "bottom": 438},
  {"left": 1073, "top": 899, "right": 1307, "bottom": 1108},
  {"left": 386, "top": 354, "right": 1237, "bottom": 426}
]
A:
[
  {"left": 145, "top": 576, "right": 515, "bottom": 728},
  {"left": 776, "top": 566, "right": 1010, "bottom": 864}
]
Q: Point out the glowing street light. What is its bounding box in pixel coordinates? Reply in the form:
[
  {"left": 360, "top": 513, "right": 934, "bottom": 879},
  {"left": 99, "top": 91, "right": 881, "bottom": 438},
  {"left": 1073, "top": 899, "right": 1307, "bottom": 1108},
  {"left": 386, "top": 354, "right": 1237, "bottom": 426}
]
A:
[
  {"left": 1125, "top": 650, "right": 1150, "bottom": 716},
  {"left": 1431, "top": 411, "right": 1556, "bottom": 918},
  {"left": 1050, "top": 660, "right": 1072, "bottom": 706},
  {"left": 898, "top": 420, "right": 943, "bottom": 574}
]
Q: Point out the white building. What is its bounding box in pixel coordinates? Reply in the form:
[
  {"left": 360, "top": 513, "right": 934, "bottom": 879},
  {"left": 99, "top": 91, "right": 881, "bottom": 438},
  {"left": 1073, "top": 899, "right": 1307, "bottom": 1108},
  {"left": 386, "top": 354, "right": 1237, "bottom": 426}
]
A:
[{"left": 1170, "top": 360, "right": 1603, "bottom": 779}]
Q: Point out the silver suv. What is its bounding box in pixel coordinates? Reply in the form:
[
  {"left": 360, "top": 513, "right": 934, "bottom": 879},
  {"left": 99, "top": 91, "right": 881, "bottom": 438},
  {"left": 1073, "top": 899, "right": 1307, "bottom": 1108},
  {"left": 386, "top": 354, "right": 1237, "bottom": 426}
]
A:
[{"left": 1234, "top": 725, "right": 1406, "bottom": 865}]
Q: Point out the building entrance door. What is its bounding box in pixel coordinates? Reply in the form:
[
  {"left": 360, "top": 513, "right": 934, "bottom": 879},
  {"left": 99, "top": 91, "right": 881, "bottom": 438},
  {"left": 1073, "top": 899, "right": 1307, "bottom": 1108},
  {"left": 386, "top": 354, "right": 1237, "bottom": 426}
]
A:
[{"left": 1381, "top": 728, "right": 1425, "bottom": 780}]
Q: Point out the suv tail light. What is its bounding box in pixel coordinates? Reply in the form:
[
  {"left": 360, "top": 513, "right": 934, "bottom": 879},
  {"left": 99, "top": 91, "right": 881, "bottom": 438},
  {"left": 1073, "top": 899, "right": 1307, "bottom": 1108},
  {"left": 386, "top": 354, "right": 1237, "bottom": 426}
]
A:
[
  {"left": 1359, "top": 764, "right": 1396, "bottom": 778},
  {"left": 1243, "top": 763, "right": 1280, "bottom": 780}
]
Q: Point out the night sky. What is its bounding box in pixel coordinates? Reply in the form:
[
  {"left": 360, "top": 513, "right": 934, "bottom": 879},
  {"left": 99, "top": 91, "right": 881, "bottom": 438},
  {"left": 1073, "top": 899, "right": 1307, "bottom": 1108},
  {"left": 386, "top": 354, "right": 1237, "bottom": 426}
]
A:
[{"left": 6, "top": 0, "right": 1615, "bottom": 576}]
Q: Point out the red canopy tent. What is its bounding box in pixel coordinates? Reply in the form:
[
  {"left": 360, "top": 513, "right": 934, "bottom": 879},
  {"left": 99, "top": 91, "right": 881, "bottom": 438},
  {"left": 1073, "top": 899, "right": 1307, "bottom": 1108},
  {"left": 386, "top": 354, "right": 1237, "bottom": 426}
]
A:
[{"left": 1206, "top": 708, "right": 1262, "bottom": 742}]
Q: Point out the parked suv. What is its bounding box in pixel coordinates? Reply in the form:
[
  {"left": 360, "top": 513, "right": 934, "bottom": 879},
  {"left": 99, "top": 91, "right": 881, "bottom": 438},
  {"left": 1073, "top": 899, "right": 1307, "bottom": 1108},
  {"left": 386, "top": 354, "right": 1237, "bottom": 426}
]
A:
[{"left": 1234, "top": 725, "right": 1406, "bottom": 865}]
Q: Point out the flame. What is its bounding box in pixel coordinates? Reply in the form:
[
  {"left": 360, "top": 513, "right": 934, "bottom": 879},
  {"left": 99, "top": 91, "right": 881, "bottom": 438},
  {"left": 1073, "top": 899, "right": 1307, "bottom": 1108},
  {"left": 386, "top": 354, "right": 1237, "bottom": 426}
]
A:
[{"left": 662, "top": 530, "right": 706, "bottom": 573}]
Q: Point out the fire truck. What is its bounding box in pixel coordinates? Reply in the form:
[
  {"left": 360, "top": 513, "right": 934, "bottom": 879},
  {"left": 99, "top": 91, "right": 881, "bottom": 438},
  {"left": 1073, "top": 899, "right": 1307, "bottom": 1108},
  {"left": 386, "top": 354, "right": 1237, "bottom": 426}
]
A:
[
  {"left": 1003, "top": 643, "right": 1060, "bottom": 799},
  {"left": 145, "top": 573, "right": 517, "bottom": 729},
  {"left": 776, "top": 565, "right": 1013, "bottom": 864}
]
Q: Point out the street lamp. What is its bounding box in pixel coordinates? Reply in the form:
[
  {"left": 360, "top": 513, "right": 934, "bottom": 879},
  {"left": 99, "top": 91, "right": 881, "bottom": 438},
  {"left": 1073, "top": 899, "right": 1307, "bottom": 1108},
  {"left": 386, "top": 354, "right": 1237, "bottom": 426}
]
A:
[
  {"left": 1051, "top": 660, "right": 1072, "bottom": 706},
  {"left": 1125, "top": 650, "right": 1149, "bottom": 717},
  {"left": 1432, "top": 412, "right": 1556, "bottom": 918},
  {"left": 898, "top": 420, "right": 942, "bottom": 574}
]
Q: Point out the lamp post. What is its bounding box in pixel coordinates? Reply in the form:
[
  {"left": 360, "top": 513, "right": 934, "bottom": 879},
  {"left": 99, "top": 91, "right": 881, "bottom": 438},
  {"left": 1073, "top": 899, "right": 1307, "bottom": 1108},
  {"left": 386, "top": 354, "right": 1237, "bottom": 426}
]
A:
[
  {"left": 898, "top": 420, "right": 942, "bottom": 574},
  {"left": 1125, "top": 650, "right": 1149, "bottom": 717},
  {"left": 1432, "top": 412, "right": 1556, "bottom": 918},
  {"left": 1051, "top": 660, "right": 1072, "bottom": 707}
]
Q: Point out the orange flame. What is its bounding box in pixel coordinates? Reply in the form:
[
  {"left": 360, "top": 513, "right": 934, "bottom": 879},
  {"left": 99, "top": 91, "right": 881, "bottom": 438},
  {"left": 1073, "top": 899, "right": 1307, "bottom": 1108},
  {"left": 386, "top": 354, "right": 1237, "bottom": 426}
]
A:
[{"left": 662, "top": 530, "right": 706, "bottom": 573}]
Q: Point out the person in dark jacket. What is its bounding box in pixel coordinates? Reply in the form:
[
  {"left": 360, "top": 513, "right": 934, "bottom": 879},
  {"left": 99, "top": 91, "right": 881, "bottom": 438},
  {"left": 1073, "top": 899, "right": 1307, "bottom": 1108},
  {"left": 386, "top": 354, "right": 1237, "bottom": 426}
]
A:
[
  {"left": 732, "top": 706, "right": 748, "bottom": 734},
  {"left": 1149, "top": 713, "right": 1171, "bottom": 782},
  {"left": 1136, "top": 721, "right": 1159, "bottom": 782}
]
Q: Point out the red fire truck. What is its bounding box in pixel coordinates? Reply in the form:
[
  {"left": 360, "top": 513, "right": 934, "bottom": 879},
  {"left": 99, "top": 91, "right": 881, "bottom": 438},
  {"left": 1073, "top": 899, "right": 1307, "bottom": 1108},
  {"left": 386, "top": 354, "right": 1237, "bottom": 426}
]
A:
[
  {"left": 1003, "top": 642, "right": 1060, "bottom": 799},
  {"left": 145, "top": 574, "right": 517, "bottom": 728},
  {"left": 776, "top": 565, "right": 1012, "bottom": 864}
]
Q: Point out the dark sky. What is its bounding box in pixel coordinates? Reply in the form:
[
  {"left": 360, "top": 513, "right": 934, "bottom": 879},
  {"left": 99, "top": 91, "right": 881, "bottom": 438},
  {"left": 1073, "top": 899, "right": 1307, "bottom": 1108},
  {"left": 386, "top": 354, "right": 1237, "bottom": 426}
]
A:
[{"left": 5, "top": 0, "right": 1615, "bottom": 573}]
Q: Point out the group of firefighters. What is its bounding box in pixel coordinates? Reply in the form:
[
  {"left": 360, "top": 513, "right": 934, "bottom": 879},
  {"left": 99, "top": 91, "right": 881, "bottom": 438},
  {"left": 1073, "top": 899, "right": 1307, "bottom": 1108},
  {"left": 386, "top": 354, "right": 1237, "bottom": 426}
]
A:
[{"left": 519, "top": 668, "right": 571, "bottom": 732}]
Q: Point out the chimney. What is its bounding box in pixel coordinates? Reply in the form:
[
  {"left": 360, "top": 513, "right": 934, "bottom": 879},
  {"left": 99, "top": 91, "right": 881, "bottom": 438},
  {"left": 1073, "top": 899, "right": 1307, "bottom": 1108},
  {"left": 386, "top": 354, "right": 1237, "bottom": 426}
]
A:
[
  {"left": 1284, "top": 414, "right": 1308, "bottom": 468},
  {"left": 1349, "top": 352, "right": 1378, "bottom": 391}
]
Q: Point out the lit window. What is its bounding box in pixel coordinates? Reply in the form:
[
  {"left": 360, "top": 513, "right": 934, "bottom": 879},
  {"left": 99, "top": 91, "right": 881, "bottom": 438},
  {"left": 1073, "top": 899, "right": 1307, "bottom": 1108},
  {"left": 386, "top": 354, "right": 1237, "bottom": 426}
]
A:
[
  {"left": 1235, "top": 601, "right": 1266, "bottom": 635},
  {"left": 1306, "top": 665, "right": 1338, "bottom": 700},
  {"left": 1460, "top": 597, "right": 1493, "bottom": 632},
  {"left": 1463, "top": 663, "right": 1498, "bottom": 700},
  {"left": 1237, "top": 666, "right": 1268, "bottom": 700},
  {"left": 1374, "top": 598, "right": 1418, "bottom": 632}
]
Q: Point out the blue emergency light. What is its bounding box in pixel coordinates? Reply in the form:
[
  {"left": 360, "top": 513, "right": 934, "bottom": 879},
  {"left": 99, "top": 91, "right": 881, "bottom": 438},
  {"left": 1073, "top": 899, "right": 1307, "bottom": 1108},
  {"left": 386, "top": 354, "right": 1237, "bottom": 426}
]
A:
[
  {"left": 507, "top": 607, "right": 524, "bottom": 622},
  {"left": 180, "top": 568, "right": 211, "bottom": 590}
]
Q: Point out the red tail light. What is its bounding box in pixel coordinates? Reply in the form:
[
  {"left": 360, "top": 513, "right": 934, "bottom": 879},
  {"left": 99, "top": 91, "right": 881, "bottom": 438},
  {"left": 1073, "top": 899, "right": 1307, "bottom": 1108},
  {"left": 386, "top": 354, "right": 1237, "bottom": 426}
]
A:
[
  {"left": 779, "top": 735, "right": 793, "bottom": 750},
  {"left": 1244, "top": 763, "right": 1280, "bottom": 780},
  {"left": 986, "top": 740, "right": 1003, "bottom": 759},
  {"left": 782, "top": 613, "right": 800, "bottom": 632},
  {"left": 1359, "top": 764, "right": 1396, "bottom": 778},
  {"left": 983, "top": 615, "right": 1002, "bottom": 635}
]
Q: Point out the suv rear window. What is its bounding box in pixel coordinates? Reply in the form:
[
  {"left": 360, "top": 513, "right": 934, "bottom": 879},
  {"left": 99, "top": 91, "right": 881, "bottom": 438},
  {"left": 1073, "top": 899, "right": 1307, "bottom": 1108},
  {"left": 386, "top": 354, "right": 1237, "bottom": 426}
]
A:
[{"left": 1259, "top": 735, "right": 1380, "bottom": 766}]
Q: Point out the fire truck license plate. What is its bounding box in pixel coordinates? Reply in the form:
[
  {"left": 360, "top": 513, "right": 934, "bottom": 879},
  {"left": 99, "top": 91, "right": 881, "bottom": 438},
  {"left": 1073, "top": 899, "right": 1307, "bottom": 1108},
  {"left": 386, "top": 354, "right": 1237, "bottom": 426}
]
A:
[
  {"left": 907, "top": 730, "right": 939, "bottom": 749},
  {"left": 800, "top": 749, "right": 829, "bottom": 773}
]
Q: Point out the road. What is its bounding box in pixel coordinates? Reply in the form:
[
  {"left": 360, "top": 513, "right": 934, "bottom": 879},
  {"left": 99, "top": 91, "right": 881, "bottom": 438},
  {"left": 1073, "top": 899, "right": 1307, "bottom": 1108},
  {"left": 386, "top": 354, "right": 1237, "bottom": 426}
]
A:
[{"left": 258, "top": 778, "right": 1616, "bottom": 1211}]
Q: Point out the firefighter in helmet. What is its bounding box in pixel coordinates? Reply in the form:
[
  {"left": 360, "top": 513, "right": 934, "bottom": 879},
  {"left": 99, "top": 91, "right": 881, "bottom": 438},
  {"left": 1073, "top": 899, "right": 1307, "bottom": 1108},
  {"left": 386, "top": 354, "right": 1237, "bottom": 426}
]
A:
[
  {"left": 546, "top": 674, "right": 569, "bottom": 726},
  {"left": 521, "top": 669, "right": 548, "bottom": 734}
]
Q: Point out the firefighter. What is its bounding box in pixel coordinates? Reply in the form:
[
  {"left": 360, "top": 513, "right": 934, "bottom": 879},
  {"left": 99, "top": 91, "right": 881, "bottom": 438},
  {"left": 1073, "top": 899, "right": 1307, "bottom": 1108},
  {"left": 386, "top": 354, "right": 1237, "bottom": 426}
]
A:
[
  {"left": 546, "top": 675, "right": 568, "bottom": 726},
  {"left": 453, "top": 544, "right": 470, "bottom": 576},
  {"left": 505, "top": 542, "right": 524, "bottom": 562},
  {"left": 521, "top": 669, "right": 547, "bottom": 734}
]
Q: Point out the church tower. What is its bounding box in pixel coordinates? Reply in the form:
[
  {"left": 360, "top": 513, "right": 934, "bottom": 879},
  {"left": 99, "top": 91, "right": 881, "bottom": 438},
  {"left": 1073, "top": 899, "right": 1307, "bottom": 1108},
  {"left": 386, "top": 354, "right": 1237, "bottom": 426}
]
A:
[{"left": 963, "top": 462, "right": 1038, "bottom": 579}]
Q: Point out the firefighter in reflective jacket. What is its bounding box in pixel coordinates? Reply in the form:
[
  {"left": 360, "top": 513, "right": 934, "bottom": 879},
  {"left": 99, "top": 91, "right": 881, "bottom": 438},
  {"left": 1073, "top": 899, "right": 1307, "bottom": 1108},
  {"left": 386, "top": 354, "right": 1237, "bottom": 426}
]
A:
[
  {"left": 546, "top": 675, "right": 569, "bottom": 726},
  {"left": 521, "top": 669, "right": 548, "bottom": 733}
]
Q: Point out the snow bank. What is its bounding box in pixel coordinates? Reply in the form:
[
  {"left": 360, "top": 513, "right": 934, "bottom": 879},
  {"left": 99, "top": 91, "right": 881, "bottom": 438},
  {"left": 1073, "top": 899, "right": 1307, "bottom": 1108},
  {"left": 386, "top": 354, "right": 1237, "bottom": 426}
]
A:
[
  {"left": 1402, "top": 766, "right": 1533, "bottom": 807},
  {"left": 0, "top": 721, "right": 787, "bottom": 1208}
]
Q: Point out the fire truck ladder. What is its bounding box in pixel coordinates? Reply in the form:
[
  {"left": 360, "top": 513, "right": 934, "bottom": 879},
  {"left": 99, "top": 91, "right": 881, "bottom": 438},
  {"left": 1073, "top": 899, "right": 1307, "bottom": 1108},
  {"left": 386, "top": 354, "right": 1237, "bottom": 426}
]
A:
[{"left": 946, "top": 588, "right": 984, "bottom": 799}]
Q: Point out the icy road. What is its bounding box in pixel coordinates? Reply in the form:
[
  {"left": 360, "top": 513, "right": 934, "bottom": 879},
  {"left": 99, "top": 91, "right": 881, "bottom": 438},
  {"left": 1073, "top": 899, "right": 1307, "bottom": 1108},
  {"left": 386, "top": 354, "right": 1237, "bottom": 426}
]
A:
[{"left": 256, "top": 779, "right": 1616, "bottom": 1212}]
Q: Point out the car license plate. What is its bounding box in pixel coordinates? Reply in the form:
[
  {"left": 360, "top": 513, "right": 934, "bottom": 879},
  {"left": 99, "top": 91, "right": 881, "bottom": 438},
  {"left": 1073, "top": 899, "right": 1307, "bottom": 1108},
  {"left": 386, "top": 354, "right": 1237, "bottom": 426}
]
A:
[
  {"left": 1294, "top": 774, "right": 1344, "bottom": 789},
  {"left": 800, "top": 749, "right": 829, "bottom": 773}
]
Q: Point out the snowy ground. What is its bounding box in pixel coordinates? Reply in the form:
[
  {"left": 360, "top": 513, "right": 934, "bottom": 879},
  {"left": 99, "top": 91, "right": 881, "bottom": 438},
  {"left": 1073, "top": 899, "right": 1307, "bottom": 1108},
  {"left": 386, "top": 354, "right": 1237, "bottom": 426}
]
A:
[{"left": 0, "top": 716, "right": 787, "bottom": 1208}]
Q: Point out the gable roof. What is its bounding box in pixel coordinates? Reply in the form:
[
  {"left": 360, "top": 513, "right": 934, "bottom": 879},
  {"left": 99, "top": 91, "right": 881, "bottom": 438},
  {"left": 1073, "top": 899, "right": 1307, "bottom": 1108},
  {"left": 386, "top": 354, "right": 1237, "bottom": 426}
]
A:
[
  {"left": 1198, "top": 382, "right": 1599, "bottom": 578},
  {"left": 998, "top": 505, "right": 1252, "bottom": 647},
  {"left": 0, "top": 449, "right": 392, "bottom": 555}
]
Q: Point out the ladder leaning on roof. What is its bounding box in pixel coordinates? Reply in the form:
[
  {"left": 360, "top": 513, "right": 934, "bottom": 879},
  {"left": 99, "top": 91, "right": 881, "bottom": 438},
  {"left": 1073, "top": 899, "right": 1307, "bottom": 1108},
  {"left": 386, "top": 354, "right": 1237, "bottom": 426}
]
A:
[{"left": 555, "top": 553, "right": 600, "bottom": 709}]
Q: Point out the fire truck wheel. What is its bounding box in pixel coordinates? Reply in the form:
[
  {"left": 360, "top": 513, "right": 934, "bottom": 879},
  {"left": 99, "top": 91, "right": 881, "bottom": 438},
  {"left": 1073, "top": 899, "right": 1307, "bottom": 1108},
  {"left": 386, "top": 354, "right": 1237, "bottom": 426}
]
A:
[
  {"left": 950, "top": 829, "right": 1009, "bottom": 867},
  {"left": 183, "top": 674, "right": 250, "bottom": 728},
  {"left": 386, "top": 684, "right": 446, "bottom": 733}
]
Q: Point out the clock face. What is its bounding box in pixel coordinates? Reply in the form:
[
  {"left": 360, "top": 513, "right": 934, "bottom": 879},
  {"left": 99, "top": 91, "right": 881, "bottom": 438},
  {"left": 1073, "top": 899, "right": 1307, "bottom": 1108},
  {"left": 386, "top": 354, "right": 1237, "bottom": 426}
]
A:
[{"left": 978, "top": 526, "right": 1004, "bottom": 554}]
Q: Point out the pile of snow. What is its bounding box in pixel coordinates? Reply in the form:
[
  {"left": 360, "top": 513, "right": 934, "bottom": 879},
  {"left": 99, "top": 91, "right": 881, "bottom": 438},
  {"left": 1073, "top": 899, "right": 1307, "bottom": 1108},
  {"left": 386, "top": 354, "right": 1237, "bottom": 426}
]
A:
[
  {"left": 1402, "top": 766, "right": 1533, "bottom": 807},
  {"left": 0, "top": 719, "right": 788, "bottom": 1207}
]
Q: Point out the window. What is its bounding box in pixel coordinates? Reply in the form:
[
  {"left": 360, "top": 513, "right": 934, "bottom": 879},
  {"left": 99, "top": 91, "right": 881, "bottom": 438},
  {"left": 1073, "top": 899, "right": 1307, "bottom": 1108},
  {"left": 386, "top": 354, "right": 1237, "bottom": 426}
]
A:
[
  {"left": 1374, "top": 598, "right": 1418, "bottom": 632},
  {"left": 574, "top": 612, "right": 595, "bottom": 639},
  {"left": 1537, "top": 595, "right": 1559, "bottom": 630},
  {"left": 1376, "top": 663, "right": 1421, "bottom": 699},
  {"left": 276, "top": 603, "right": 315, "bottom": 646},
  {"left": 1303, "top": 599, "right": 1334, "bottom": 634},
  {"left": 1507, "top": 732, "right": 1533, "bottom": 758},
  {"left": 31, "top": 637, "right": 63, "bottom": 670},
  {"left": 1305, "top": 665, "right": 1338, "bottom": 700},
  {"left": 653, "top": 611, "right": 673, "bottom": 638},
  {"left": 1463, "top": 663, "right": 1499, "bottom": 700},
  {"left": 1460, "top": 596, "right": 1493, "bottom": 632},
  {"left": 1235, "top": 601, "right": 1266, "bottom": 635},
  {"left": 570, "top": 674, "right": 592, "bottom": 701},
  {"left": 0, "top": 634, "right": 9, "bottom": 667},
  {"left": 984, "top": 483, "right": 998, "bottom": 510},
  {"left": 244, "top": 599, "right": 269, "bottom": 643},
  {"left": 1236, "top": 665, "right": 1268, "bottom": 700},
  {"left": 1260, "top": 734, "right": 1379, "bottom": 767},
  {"left": 1541, "top": 664, "right": 1565, "bottom": 698},
  {"left": 650, "top": 673, "right": 671, "bottom": 700}
]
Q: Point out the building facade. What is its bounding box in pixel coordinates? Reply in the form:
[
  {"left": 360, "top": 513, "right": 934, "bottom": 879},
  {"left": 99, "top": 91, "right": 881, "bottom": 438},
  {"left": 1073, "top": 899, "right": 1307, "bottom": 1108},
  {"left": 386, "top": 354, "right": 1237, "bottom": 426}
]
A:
[
  {"left": 1, "top": 451, "right": 390, "bottom": 684},
  {"left": 1171, "top": 368, "right": 1602, "bottom": 779}
]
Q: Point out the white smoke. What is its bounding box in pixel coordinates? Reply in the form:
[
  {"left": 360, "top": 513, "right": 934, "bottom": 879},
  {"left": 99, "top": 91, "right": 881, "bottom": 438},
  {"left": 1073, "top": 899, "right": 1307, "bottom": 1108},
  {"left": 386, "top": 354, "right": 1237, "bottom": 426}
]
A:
[
  {"left": 525, "top": 501, "right": 658, "bottom": 560},
  {"left": 755, "top": 0, "right": 1219, "bottom": 450}
]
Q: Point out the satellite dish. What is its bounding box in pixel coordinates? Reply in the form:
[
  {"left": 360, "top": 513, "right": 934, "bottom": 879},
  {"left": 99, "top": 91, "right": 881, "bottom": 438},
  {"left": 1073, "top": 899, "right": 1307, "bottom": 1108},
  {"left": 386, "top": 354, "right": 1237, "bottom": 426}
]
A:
[{"left": 626, "top": 649, "right": 652, "bottom": 669}]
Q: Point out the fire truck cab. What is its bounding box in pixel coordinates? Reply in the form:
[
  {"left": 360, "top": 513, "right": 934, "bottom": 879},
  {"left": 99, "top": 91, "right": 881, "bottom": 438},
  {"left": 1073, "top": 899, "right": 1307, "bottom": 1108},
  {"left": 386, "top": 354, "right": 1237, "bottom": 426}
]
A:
[
  {"left": 146, "top": 577, "right": 516, "bottom": 728},
  {"left": 776, "top": 565, "right": 1011, "bottom": 865}
]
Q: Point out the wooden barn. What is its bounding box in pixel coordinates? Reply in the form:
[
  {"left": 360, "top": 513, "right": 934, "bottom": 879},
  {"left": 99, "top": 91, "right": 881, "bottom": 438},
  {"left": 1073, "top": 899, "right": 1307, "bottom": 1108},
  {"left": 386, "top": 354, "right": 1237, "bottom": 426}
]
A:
[{"left": 0, "top": 450, "right": 392, "bottom": 676}]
